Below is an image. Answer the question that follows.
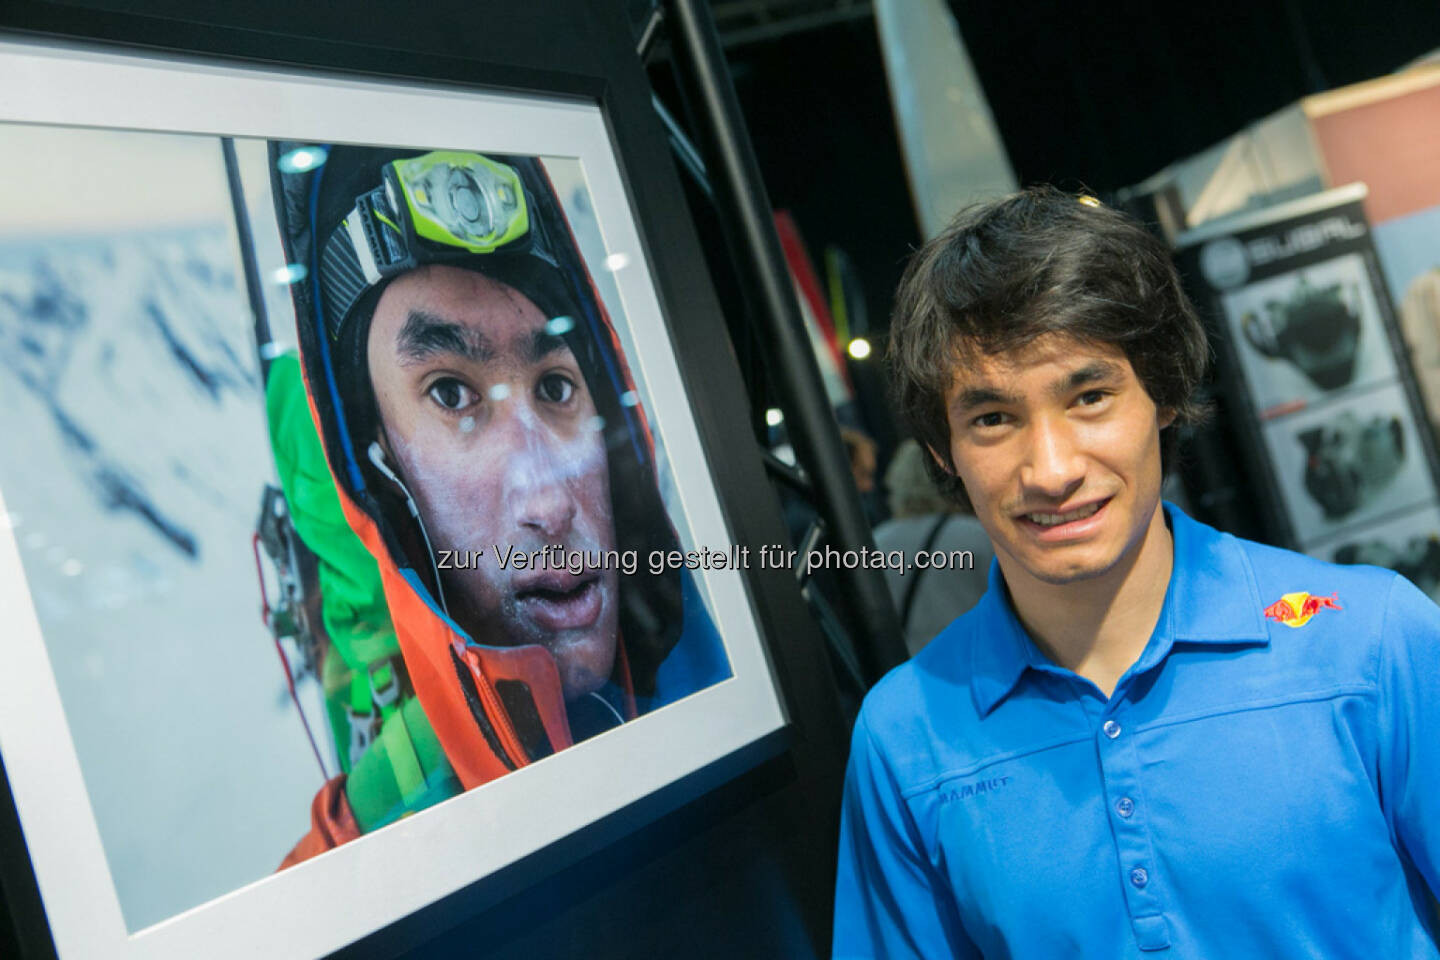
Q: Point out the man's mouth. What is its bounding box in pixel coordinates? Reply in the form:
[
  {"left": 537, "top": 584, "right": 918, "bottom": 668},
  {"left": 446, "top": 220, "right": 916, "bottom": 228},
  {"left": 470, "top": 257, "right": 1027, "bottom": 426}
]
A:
[
  {"left": 1015, "top": 497, "right": 1111, "bottom": 536},
  {"left": 1023, "top": 501, "right": 1104, "bottom": 527},
  {"left": 515, "top": 573, "right": 603, "bottom": 632}
]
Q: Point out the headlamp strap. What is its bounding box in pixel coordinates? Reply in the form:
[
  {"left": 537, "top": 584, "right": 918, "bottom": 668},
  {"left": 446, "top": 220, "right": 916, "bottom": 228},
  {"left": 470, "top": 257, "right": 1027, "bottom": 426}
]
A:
[{"left": 319, "top": 188, "right": 416, "bottom": 341}]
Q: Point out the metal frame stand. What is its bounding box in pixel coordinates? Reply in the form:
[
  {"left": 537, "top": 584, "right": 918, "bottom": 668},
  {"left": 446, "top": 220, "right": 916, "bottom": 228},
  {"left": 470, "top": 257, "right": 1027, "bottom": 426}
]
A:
[{"left": 651, "top": 0, "right": 908, "bottom": 685}]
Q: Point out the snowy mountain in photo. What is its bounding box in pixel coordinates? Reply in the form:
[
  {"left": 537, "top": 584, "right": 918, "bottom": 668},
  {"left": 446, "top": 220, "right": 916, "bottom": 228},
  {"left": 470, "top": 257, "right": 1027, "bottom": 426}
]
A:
[
  {"left": 0, "top": 225, "right": 329, "bottom": 931},
  {"left": 0, "top": 232, "right": 258, "bottom": 562}
]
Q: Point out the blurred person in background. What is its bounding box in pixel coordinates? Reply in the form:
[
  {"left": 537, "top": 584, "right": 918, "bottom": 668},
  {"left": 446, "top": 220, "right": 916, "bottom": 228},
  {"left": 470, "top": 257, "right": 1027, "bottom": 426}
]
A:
[
  {"left": 840, "top": 426, "right": 884, "bottom": 526},
  {"left": 871, "top": 440, "right": 993, "bottom": 655}
]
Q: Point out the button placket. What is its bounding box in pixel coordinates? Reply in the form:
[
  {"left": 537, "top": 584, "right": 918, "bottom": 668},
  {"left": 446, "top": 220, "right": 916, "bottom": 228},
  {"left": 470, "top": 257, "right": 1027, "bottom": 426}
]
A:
[{"left": 1097, "top": 710, "right": 1171, "bottom": 950}]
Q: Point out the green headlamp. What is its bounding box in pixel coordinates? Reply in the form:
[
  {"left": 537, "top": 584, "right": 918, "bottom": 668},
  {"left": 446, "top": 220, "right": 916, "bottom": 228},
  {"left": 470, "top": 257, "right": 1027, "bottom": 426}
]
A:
[{"left": 318, "top": 151, "right": 540, "bottom": 340}]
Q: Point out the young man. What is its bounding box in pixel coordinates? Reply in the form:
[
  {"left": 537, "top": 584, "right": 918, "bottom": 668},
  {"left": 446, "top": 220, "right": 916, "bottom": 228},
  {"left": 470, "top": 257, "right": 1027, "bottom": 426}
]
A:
[
  {"left": 834, "top": 187, "right": 1440, "bottom": 957},
  {"left": 270, "top": 145, "right": 729, "bottom": 864}
]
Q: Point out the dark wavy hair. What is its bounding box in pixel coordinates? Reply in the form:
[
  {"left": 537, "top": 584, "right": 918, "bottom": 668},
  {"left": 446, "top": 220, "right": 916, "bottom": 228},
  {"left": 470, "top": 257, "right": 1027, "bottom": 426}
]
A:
[{"left": 887, "top": 186, "right": 1210, "bottom": 512}]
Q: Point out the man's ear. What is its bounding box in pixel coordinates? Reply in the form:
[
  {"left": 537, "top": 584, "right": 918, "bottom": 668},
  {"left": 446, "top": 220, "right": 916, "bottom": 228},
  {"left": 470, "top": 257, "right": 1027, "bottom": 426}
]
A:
[
  {"left": 368, "top": 428, "right": 403, "bottom": 485},
  {"left": 373, "top": 428, "right": 395, "bottom": 464},
  {"left": 925, "top": 442, "right": 953, "bottom": 475},
  {"left": 1158, "top": 407, "right": 1178, "bottom": 430}
]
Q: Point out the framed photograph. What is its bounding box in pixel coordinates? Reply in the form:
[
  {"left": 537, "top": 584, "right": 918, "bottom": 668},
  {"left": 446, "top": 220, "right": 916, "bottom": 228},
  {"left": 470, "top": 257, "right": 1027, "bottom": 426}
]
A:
[
  {"left": 0, "top": 36, "right": 789, "bottom": 960},
  {"left": 1259, "top": 382, "right": 1435, "bottom": 547},
  {"left": 1220, "top": 251, "right": 1396, "bottom": 418}
]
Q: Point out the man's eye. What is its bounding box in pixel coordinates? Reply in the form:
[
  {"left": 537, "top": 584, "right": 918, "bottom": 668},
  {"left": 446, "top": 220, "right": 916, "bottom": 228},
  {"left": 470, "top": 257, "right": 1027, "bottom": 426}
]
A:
[
  {"left": 1078, "top": 390, "right": 1109, "bottom": 406},
  {"left": 537, "top": 372, "right": 575, "bottom": 405},
  {"left": 428, "top": 378, "right": 479, "bottom": 411},
  {"left": 972, "top": 411, "right": 1006, "bottom": 428}
]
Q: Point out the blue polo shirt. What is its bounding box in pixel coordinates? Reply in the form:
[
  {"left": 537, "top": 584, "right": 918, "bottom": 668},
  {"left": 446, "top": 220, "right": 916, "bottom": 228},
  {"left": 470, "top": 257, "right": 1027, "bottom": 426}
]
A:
[{"left": 834, "top": 503, "right": 1440, "bottom": 958}]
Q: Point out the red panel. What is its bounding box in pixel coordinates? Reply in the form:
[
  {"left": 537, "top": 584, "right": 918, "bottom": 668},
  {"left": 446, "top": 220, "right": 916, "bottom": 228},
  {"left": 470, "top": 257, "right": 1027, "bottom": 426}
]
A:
[{"left": 1311, "top": 81, "right": 1440, "bottom": 224}]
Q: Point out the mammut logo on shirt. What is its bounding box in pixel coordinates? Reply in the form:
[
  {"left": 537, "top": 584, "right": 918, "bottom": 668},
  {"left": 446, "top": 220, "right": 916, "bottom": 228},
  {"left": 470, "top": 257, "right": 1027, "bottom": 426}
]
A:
[{"left": 939, "top": 776, "right": 1012, "bottom": 803}]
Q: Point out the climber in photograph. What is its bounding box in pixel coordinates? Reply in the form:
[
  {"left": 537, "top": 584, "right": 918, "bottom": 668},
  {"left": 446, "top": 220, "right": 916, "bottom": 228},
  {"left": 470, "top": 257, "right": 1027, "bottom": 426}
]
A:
[{"left": 269, "top": 144, "right": 729, "bottom": 865}]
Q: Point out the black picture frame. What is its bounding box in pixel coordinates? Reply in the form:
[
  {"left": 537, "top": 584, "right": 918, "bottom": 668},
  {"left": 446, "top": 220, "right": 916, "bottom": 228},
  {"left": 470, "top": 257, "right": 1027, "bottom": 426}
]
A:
[{"left": 0, "top": 3, "right": 852, "bottom": 957}]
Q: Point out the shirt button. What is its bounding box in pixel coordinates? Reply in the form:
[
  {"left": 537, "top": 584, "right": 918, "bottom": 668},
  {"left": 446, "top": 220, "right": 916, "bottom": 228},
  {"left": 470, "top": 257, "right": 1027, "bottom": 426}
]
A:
[
  {"left": 1130, "top": 867, "right": 1149, "bottom": 888},
  {"left": 1116, "top": 797, "right": 1135, "bottom": 818},
  {"left": 1103, "top": 720, "right": 1122, "bottom": 739}
]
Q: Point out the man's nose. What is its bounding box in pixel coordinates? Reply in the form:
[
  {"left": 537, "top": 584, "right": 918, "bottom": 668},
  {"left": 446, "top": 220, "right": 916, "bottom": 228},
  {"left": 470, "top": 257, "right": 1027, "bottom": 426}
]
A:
[
  {"left": 502, "top": 412, "right": 580, "bottom": 539},
  {"left": 1019, "top": 416, "right": 1085, "bottom": 500}
]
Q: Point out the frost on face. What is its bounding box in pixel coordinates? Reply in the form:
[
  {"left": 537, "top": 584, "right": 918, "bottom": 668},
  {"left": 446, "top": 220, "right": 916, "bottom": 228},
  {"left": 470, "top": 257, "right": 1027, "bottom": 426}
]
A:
[
  {"left": 388, "top": 384, "right": 615, "bottom": 601},
  {"left": 499, "top": 396, "right": 609, "bottom": 541}
]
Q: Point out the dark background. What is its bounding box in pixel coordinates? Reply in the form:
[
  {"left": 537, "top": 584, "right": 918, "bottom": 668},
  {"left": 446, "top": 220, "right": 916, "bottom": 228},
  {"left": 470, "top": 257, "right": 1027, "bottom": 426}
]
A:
[
  {"left": 654, "top": 0, "right": 1440, "bottom": 487},
  {"left": 694, "top": 0, "right": 1440, "bottom": 360},
  {"left": 952, "top": 0, "right": 1440, "bottom": 190}
]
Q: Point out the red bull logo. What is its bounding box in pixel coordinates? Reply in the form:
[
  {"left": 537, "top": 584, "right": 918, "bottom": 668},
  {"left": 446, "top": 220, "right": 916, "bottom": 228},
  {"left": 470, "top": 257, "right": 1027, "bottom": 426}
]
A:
[{"left": 1263, "top": 591, "right": 1342, "bottom": 628}]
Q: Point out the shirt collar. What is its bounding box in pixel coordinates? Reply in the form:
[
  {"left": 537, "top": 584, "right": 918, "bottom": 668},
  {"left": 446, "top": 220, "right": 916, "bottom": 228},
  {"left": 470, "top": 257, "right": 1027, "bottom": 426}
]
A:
[{"left": 970, "top": 501, "right": 1268, "bottom": 717}]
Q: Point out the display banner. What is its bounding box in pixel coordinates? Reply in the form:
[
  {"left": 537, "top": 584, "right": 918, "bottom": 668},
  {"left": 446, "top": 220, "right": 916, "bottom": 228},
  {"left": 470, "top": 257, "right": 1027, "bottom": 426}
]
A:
[{"left": 1177, "top": 185, "right": 1440, "bottom": 593}]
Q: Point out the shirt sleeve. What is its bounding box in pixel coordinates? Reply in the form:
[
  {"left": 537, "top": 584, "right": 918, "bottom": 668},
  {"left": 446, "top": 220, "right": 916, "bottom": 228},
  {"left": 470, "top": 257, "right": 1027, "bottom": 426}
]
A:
[
  {"left": 1376, "top": 573, "right": 1440, "bottom": 896},
  {"left": 833, "top": 713, "right": 979, "bottom": 960}
]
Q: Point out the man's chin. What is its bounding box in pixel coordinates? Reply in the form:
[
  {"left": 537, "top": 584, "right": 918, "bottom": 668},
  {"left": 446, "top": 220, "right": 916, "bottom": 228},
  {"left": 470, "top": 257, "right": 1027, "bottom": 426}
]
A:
[
  {"left": 1004, "top": 541, "right": 1124, "bottom": 587},
  {"left": 485, "top": 581, "right": 620, "bottom": 700},
  {"left": 1026, "top": 560, "right": 1118, "bottom": 586},
  {"left": 548, "top": 630, "right": 619, "bottom": 702},
  {"left": 535, "top": 596, "right": 621, "bottom": 702}
]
